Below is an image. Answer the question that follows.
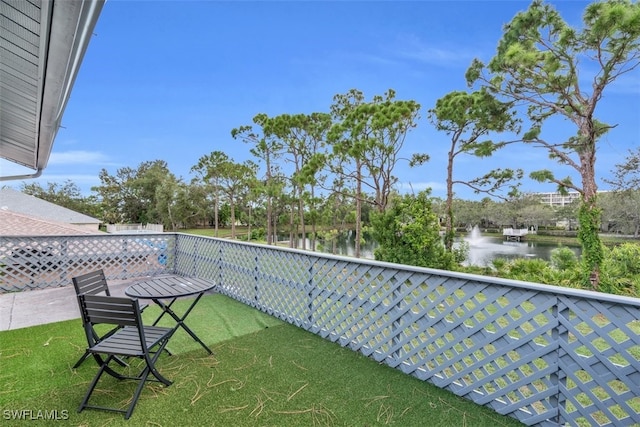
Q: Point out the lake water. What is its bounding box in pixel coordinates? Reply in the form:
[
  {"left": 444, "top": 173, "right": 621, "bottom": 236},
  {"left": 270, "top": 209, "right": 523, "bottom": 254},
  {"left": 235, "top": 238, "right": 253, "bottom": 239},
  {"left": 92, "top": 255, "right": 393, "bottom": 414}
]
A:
[
  {"left": 459, "top": 227, "right": 581, "bottom": 267},
  {"left": 284, "top": 228, "right": 581, "bottom": 267}
]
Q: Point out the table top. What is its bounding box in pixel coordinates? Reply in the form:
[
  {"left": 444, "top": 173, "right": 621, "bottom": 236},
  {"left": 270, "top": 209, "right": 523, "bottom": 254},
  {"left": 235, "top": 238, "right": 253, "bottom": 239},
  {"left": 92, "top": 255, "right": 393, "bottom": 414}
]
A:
[{"left": 125, "top": 276, "right": 215, "bottom": 299}]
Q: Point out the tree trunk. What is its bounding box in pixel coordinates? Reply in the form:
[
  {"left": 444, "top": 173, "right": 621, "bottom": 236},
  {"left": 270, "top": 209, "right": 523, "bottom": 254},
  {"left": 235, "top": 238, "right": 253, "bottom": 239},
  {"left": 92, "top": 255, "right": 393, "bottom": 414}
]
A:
[
  {"left": 230, "top": 199, "right": 236, "bottom": 239},
  {"left": 214, "top": 181, "right": 219, "bottom": 237},
  {"left": 310, "top": 187, "right": 317, "bottom": 251},
  {"left": 445, "top": 150, "right": 455, "bottom": 252},
  {"left": 355, "top": 161, "right": 362, "bottom": 258},
  {"left": 289, "top": 204, "right": 295, "bottom": 248},
  {"left": 298, "top": 187, "right": 306, "bottom": 250},
  {"left": 247, "top": 204, "right": 252, "bottom": 241},
  {"left": 577, "top": 141, "right": 603, "bottom": 290},
  {"left": 266, "top": 161, "right": 273, "bottom": 245},
  {"left": 332, "top": 195, "right": 339, "bottom": 255}
]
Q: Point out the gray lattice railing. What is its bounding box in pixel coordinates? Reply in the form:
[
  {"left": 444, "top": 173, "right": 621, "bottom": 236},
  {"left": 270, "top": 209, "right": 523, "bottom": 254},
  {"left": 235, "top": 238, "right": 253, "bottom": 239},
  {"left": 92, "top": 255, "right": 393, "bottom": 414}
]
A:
[
  {"left": 177, "top": 235, "right": 640, "bottom": 427},
  {"left": 1, "top": 233, "right": 639, "bottom": 426},
  {"left": 0, "top": 234, "right": 173, "bottom": 290}
]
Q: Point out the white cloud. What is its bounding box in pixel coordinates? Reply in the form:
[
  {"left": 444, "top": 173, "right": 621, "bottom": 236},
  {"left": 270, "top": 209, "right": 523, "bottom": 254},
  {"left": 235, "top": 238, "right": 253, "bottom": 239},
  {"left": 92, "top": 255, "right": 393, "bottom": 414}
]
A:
[
  {"left": 349, "top": 52, "right": 403, "bottom": 67},
  {"left": 0, "top": 159, "right": 37, "bottom": 177},
  {"left": 48, "top": 150, "right": 109, "bottom": 165},
  {"left": 393, "top": 35, "right": 476, "bottom": 67},
  {"left": 2, "top": 173, "right": 101, "bottom": 196}
]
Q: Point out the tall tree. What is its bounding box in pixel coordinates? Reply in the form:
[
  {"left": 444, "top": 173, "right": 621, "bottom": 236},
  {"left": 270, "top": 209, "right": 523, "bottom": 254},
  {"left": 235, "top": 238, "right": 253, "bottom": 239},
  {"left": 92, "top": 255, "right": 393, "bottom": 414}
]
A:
[
  {"left": 418, "top": 90, "right": 522, "bottom": 252},
  {"left": 232, "top": 114, "right": 284, "bottom": 245},
  {"left": 327, "top": 89, "right": 367, "bottom": 258},
  {"left": 269, "top": 113, "right": 331, "bottom": 249},
  {"left": 603, "top": 147, "right": 640, "bottom": 237},
  {"left": 131, "top": 160, "right": 177, "bottom": 224},
  {"left": 217, "top": 159, "right": 258, "bottom": 239},
  {"left": 175, "top": 181, "right": 210, "bottom": 229},
  {"left": 266, "top": 112, "right": 331, "bottom": 250},
  {"left": 327, "top": 89, "right": 420, "bottom": 257},
  {"left": 191, "top": 151, "right": 232, "bottom": 237},
  {"left": 606, "top": 147, "right": 640, "bottom": 191},
  {"left": 154, "top": 174, "right": 181, "bottom": 231},
  {"left": 466, "top": 0, "right": 640, "bottom": 288},
  {"left": 95, "top": 160, "right": 175, "bottom": 224}
]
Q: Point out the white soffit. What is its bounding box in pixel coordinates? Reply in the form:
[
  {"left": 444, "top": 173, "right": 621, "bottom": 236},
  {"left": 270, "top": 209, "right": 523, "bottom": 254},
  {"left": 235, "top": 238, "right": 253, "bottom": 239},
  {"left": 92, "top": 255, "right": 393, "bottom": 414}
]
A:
[{"left": 0, "top": 0, "right": 105, "bottom": 180}]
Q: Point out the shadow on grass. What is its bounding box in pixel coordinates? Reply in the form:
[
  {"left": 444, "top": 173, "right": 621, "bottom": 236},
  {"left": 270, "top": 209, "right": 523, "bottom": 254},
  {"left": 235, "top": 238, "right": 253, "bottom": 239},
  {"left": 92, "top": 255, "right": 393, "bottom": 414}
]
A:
[{"left": 0, "top": 294, "right": 524, "bottom": 426}]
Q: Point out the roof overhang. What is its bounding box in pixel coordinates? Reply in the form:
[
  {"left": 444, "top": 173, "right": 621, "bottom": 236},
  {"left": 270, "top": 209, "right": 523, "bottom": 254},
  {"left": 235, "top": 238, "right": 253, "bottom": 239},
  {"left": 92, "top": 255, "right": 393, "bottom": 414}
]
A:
[{"left": 0, "top": 0, "right": 105, "bottom": 181}]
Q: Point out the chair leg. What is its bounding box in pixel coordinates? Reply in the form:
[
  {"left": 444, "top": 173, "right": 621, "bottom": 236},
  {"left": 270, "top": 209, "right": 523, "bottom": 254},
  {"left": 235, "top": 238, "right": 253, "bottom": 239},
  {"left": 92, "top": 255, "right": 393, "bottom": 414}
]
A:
[
  {"left": 125, "top": 366, "right": 151, "bottom": 419},
  {"left": 72, "top": 350, "right": 91, "bottom": 369},
  {"left": 146, "top": 348, "right": 173, "bottom": 386},
  {"left": 78, "top": 355, "right": 113, "bottom": 414},
  {"left": 91, "top": 354, "right": 129, "bottom": 380},
  {"left": 124, "top": 346, "right": 172, "bottom": 419},
  {"left": 74, "top": 350, "right": 128, "bottom": 369},
  {"left": 80, "top": 349, "right": 172, "bottom": 419}
]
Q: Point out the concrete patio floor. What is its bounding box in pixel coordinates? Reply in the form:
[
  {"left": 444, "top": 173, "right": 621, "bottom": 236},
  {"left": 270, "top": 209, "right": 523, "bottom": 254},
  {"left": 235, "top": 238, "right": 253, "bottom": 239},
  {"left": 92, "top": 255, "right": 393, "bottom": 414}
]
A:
[{"left": 1, "top": 279, "right": 139, "bottom": 331}]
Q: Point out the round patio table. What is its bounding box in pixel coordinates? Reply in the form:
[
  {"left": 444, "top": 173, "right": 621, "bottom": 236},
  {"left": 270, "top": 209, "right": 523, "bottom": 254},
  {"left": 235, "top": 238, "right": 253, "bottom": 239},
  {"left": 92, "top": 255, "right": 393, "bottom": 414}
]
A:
[{"left": 125, "top": 276, "right": 215, "bottom": 354}]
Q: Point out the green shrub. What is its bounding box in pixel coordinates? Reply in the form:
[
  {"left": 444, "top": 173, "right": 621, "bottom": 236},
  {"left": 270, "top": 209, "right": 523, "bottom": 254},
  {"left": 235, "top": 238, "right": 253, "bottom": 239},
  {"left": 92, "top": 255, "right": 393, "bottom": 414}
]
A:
[
  {"left": 459, "top": 242, "right": 640, "bottom": 298},
  {"left": 550, "top": 247, "right": 579, "bottom": 271},
  {"left": 608, "top": 243, "right": 640, "bottom": 275},
  {"left": 504, "top": 258, "right": 550, "bottom": 282},
  {"left": 491, "top": 258, "right": 508, "bottom": 273},
  {"left": 599, "top": 243, "right": 640, "bottom": 296}
]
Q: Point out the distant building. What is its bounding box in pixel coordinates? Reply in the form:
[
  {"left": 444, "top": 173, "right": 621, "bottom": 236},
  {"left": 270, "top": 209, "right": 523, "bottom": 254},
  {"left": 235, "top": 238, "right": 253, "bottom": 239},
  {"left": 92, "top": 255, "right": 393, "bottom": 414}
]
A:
[
  {"left": 534, "top": 190, "right": 609, "bottom": 207},
  {"left": 535, "top": 191, "right": 582, "bottom": 207}
]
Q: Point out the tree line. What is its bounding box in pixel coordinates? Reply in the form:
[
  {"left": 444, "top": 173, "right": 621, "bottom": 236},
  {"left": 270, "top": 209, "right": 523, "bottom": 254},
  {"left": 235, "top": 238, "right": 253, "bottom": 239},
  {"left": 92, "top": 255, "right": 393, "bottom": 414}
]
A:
[{"left": 10, "top": 0, "right": 640, "bottom": 291}]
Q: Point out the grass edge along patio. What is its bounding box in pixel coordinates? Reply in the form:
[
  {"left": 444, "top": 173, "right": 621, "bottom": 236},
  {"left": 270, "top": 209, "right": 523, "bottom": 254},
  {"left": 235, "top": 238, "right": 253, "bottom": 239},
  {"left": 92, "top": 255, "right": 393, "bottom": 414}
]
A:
[{"left": 1, "top": 232, "right": 639, "bottom": 426}]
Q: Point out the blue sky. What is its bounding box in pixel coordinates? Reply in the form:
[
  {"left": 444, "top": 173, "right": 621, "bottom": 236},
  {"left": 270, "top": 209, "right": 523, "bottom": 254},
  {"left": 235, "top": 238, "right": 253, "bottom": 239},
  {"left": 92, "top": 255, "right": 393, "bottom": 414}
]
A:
[{"left": 3, "top": 0, "right": 639, "bottom": 200}]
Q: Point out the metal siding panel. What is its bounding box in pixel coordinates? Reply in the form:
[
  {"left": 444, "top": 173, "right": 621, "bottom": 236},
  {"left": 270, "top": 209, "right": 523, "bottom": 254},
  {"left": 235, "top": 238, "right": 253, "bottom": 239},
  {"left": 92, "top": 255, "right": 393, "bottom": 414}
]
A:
[
  {"left": 0, "top": 0, "right": 105, "bottom": 175},
  {"left": 0, "top": 0, "right": 41, "bottom": 169}
]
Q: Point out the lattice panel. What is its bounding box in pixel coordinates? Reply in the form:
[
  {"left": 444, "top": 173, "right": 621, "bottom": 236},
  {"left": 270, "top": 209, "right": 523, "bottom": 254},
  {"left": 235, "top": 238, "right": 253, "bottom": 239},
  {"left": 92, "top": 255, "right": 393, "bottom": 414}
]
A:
[
  {"left": 216, "top": 241, "right": 262, "bottom": 303},
  {"left": 310, "top": 260, "right": 397, "bottom": 355},
  {"left": 557, "top": 296, "right": 640, "bottom": 426},
  {"left": 192, "top": 238, "right": 640, "bottom": 427},
  {"left": 254, "top": 249, "right": 313, "bottom": 327},
  {"left": 173, "top": 234, "right": 221, "bottom": 280},
  {"left": 0, "top": 235, "right": 172, "bottom": 291},
  {"left": 392, "top": 275, "right": 559, "bottom": 424}
]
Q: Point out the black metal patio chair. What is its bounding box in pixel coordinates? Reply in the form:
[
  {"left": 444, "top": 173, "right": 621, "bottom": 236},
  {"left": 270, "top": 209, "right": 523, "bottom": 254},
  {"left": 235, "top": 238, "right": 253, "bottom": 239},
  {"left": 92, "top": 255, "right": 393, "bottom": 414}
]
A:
[
  {"left": 77, "top": 294, "right": 174, "bottom": 419},
  {"left": 72, "top": 270, "right": 129, "bottom": 368}
]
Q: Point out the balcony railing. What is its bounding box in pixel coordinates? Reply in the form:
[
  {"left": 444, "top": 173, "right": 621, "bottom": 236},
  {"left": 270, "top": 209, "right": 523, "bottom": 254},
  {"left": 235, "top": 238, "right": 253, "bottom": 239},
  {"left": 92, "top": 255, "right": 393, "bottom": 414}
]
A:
[{"left": 1, "top": 233, "right": 639, "bottom": 426}]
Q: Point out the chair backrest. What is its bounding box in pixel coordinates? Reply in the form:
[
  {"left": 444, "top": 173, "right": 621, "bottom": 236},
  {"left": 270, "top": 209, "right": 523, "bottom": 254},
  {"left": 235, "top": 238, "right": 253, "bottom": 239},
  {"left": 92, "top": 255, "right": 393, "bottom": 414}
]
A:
[
  {"left": 72, "top": 270, "right": 111, "bottom": 297},
  {"left": 79, "top": 294, "right": 145, "bottom": 348}
]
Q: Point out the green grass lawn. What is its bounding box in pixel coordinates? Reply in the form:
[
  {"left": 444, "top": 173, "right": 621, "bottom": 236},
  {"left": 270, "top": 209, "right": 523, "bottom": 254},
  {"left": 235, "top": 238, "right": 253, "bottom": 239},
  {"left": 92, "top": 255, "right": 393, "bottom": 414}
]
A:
[{"left": 0, "top": 294, "right": 523, "bottom": 426}]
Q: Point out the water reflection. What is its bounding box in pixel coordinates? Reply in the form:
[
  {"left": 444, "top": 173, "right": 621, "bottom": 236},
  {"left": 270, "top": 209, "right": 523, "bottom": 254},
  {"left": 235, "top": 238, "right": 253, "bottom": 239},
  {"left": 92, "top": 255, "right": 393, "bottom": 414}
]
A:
[
  {"left": 458, "top": 226, "right": 581, "bottom": 267},
  {"left": 282, "top": 231, "right": 378, "bottom": 259},
  {"left": 320, "top": 231, "right": 378, "bottom": 259},
  {"left": 282, "top": 228, "right": 580, "bottom": 267}
]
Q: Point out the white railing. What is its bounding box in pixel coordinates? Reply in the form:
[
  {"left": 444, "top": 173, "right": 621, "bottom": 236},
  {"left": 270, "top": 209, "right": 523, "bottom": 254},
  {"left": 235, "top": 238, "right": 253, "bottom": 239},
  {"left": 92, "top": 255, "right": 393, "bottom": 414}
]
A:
[
  {"left": 106, "top": 223, "right": 164, "bottom": 233},
  {"left": 1, "top": 233, "right": 639, "bottom": 426},
  {"left": 503, "top": 228, "right": 529, "bottom": 236}
]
